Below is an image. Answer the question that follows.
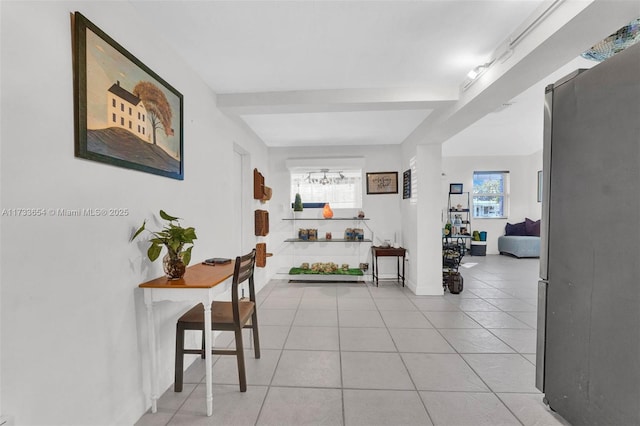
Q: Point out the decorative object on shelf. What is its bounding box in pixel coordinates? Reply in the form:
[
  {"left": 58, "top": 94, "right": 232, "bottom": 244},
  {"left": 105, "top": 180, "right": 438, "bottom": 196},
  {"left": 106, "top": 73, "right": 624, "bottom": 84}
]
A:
[
  {"left": 354, "top": 228, "right": 364, "bottom": 241},
  {"left": 326, "top": 232, "right": 332, "bottom": 240},
  {"left": 308, "top": 229, "right": 318, "bottom": 240},
  {"left": 472, "top": 230, "right": 481, "bottom": 241},
  {"left": 456, "top": 204, "right": 463, "bottom": 211},
  {"left": 312, "top": 262, "right": 338, "bottom": 273},
  {"left": 254, "top": 210, "right": 269, "bottom": 236},
  {"left": 449, "top": 183, "right": 463, "bottom": 194},
  {"left": 342, "top": 263, "right": 349, "bottom": 271},
  {"left": 289, "top": 265, "right": 364, "bottom": 276},
  {"left": 322, "top": 203, "right": 334, "bottom": 218},
  {"left": 130, "top": 210, "right": 197, "bottom": 279},
  {"left": 366, "top": 172, "right": 399, "bottom": 194},
  {"left": 298, "top": 229, "right": 309, "bottom": 240},
  {"left": 344, "top": 228, "right": 355, "bottom": 240},
  {"left": 293, "top": 193, "right": 303, "bottom": 211},
  {"left": 359, "top": 263, "right": 369, "bottom": 271},
  {"left": 301, "top": 263, "right": 309, "bottom": 270},
  {"left": 357, "top": 210, "right": 365, "bottom": 219},
  {"left": 73, "top": 12, "right": 184, "bottom": 180},
  {"left": 255, "top": 242, "right": 273, "bottom": 268}
]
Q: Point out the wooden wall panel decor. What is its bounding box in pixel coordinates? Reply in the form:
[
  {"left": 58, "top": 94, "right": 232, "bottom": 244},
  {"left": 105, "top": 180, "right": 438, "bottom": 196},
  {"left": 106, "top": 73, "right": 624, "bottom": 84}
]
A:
[
  {"left": 255, "top": 243, "right": 273, "bottom": 268},
  {"left": 253, "top": 168, "right": 272, "bottom": 202},
  {"left": 254, "top": 209, "right": 269, "bottom": 236},
  {"left": 253, "top": 168, "right": 265, "bottom": 200}
]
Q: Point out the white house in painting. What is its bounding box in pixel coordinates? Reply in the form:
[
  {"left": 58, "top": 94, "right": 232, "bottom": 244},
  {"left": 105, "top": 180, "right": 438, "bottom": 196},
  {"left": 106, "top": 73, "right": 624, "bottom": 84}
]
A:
[{"left": 106, "top": 81, "right": 149, "bottom": 142}]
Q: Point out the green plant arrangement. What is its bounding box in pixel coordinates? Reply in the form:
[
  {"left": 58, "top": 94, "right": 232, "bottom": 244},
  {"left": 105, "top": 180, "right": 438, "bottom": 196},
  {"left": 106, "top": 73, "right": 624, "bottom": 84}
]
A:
[
  {"left": 293, "top": 193, "right": 303, "bottom": 212},
  {"left": 130, "top": 210, "right": 197, "bottom": 279}
]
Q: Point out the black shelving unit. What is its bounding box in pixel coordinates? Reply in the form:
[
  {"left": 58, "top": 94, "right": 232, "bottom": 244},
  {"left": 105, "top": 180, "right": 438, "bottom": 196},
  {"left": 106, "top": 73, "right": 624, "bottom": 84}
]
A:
[{"left": 447, "top": 191, "right": 471, "bottom": 240}]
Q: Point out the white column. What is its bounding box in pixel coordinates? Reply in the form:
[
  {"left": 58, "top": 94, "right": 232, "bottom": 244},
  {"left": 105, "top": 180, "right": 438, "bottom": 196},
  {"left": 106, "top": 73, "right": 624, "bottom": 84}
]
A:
[{"left": 415, "top": 144, "right": 444, "bottom": 295}]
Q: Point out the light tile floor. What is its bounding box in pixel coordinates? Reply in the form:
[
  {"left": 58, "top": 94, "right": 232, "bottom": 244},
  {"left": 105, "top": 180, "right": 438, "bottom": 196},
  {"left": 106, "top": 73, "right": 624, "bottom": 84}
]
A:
[{"left": 136, "top": 255, "right": 570, "bottom": 426}]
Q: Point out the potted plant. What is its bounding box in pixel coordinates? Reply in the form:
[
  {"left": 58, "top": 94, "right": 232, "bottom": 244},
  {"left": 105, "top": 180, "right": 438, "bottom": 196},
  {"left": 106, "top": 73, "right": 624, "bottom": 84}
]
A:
[{"left": 130, "top": 210, "right": 197, "bottom": 279}]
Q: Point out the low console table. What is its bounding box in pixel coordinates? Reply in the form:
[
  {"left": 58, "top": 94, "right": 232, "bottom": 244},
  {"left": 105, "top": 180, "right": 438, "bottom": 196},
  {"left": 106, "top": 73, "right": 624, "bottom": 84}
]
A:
[{"left": 371, "top": 246, "right": 406, "bottom": 287}]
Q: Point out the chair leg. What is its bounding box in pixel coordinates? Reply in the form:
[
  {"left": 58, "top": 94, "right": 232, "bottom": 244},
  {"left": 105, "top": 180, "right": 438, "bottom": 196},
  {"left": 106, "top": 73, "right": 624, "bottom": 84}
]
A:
[
  {"left": 174, "top": 324, "right": 185, "bottom": 392},
  {"left": 251, "top": 312, "right": 261, "bottom": 359},
  {"left": 234, "top": 327, "right": 247, "bottom": 392}
]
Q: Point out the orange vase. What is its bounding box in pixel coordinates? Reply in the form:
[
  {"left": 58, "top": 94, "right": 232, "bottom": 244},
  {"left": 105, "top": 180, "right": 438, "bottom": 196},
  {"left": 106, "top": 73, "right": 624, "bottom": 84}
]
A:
[{"left": 323, "top": 203, "right": 334, "bottom": 219}]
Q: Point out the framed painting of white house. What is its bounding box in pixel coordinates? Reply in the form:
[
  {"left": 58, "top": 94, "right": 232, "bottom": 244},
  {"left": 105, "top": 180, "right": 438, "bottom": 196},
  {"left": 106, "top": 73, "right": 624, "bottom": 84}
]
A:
[{"left": 72, "top": 12, "right": 184, "bottom": 180}]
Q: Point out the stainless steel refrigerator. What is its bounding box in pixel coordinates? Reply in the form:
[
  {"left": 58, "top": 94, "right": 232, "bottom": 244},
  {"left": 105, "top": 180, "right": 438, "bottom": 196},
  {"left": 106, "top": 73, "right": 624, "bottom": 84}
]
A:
[{"left": 536, "top": 41, "right": 640, "bottom": 425}]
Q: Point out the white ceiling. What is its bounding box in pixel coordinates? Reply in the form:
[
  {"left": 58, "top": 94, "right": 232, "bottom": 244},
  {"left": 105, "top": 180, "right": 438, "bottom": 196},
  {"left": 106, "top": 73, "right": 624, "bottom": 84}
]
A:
[{"left": 130, "top": 1, "right": 639, "bottom": 155}]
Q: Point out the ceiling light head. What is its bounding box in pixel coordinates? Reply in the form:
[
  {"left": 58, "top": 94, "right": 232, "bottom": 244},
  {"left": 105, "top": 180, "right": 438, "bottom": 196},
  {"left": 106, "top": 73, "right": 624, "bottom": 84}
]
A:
[
  {"left": 467, "top": 67, "right": 480, "bottom": 80},
  {"left": 320, "top": 172, "right": 329, "bottom": 185}
]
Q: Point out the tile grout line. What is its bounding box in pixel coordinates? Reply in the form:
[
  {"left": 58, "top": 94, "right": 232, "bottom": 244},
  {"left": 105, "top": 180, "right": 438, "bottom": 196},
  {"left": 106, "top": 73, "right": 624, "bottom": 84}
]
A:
[{"left": 253, "top": 280, "right": 302, "bottom": 425}]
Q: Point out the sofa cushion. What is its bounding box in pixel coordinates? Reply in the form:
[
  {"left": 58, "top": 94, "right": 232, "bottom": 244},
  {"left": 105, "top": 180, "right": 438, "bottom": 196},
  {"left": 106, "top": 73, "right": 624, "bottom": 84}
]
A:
[
  {"left": 505, "top": 221, "right": 526, "bottom": 236},
  {"left": 498, "top": 236, "right": 540, "bottom": 258},
  {"left": 525, "top": 218, "right": 541, "bottom": 237}
]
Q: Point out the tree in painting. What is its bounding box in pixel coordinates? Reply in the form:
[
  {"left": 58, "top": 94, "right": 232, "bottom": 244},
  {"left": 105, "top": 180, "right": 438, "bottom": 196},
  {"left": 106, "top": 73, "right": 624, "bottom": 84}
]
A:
[{"left": 133, "top": 81, "right": 173, "bottom": 145}]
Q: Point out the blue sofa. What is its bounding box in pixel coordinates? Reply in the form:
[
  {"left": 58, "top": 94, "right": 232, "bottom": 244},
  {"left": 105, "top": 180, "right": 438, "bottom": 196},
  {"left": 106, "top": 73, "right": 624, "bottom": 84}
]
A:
[{"left": 498, "top": 235, "right": 540, "bottom": 258}]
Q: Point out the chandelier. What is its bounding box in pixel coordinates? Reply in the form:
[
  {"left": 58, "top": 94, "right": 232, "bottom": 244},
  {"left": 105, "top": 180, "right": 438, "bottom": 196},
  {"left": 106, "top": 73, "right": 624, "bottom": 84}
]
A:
[
  {"left": 582, "top": 18, "right": 640, "bottom": 62},
  {"left": 305, "top": 169, "right": 346, "bottom": 185}
]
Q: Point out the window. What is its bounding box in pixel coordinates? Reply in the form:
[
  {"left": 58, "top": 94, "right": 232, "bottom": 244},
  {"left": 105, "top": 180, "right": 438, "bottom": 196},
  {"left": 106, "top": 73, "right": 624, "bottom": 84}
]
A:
[
  {"left": 120, "top": 117, "right": 124, "bottom": 126},
  {"left": 112, "top": 113, "right": 116, "bottom": 122},
  {"left": 290, "top": 169, "right": 362, "bottom": 209},
  {"left": 129, "top": 121, "right": 132, "bottom": 129},
  {"left": 112, "top": 98, "right": 116, "bottom": 107},
  {"left": 129, "top": 107, "right": 132, "bottom": 115},
  {"left": 473, "top": 171, "right": 509, "bottom": 218},
  {"left": 120, "top": 103, "right": 124, "bottom": 112}
]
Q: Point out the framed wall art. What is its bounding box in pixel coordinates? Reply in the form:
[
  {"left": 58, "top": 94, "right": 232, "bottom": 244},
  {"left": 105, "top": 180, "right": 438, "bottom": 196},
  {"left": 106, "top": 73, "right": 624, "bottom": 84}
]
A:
[
  {"left": 403, "top": 169, "right": 411, "bottom": 199},
  {"left": 366, "top": 172, "right": 398, "bottom": 195},
  {"left": 449, "top": 183, "right": 463, "bottom": 194},
  {"left": 72, "top": 12, "right": 184, "bottom": 180}
]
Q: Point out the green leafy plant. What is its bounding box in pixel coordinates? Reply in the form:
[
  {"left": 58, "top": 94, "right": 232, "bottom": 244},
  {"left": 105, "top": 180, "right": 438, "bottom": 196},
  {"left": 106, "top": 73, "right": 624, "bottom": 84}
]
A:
[
  {"left": 130, "top": 210, "right": 197, "bottom": 266},
  {"left": 293, "top": 193, "right": 303, "bottom": 212}
]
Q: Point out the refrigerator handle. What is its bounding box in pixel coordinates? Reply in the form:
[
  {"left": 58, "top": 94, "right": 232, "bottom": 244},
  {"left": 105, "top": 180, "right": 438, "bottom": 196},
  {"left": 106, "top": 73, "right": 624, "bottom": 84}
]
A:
[{"left": 539, "top": 85, "right": 553, "bottom": 280}]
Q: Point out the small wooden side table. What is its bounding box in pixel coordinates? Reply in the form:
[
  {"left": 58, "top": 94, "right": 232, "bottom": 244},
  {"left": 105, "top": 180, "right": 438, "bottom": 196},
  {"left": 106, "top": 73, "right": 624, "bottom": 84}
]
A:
[
  {"left": 371, "top": 246, "right": 406, "bottom": 287},
  {"left": 139, "top": 262, "right": 234, "bottom": 417}
]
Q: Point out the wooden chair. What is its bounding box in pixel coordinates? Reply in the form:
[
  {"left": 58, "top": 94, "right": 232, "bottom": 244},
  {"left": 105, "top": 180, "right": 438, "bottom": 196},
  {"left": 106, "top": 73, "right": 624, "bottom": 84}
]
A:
[{"left": 174, "top": 249, "right": 260, "bottom": 392}]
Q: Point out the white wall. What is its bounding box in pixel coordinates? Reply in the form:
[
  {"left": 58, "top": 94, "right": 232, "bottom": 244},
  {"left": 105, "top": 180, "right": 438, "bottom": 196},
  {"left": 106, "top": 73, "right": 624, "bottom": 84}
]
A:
[
  {"left": 0, "top": 2, "right": 268, "bottom": 424},
  {"left": 442, "top": 151, "right": 543, "bottom": 254},
  {"left": 267, "top": 145, "right": 403, "bottom": 280}
]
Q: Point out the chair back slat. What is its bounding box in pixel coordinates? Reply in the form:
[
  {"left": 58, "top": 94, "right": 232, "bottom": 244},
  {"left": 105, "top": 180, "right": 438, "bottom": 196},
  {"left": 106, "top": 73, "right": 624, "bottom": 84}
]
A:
[{"left": 231, "top": 249, "right": 256, "bottom": 324}]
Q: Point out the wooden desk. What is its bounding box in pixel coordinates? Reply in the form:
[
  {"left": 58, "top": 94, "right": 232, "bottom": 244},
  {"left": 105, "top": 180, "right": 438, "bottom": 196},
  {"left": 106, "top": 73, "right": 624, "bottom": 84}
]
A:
[
  {"left": 371, "top": 246, "right": 406, "bottom": 287},
  {"left": 140, "top": 262, "right": 234, "bottom": 417}
]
